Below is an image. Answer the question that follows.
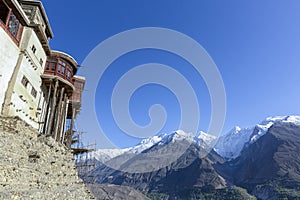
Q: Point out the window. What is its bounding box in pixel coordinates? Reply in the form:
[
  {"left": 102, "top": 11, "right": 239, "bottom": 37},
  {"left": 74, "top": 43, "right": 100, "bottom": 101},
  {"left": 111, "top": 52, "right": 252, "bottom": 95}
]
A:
[
  {"left": 45, "top": 62, "right": 50, "bottom": 70},
  {"left": 0, "top": 1, "right": 9, "bottom": 24},
  {"left": 21, "top": 76, "right": 29, "bottom": 88},
  {"left": 45, "top": 57, "right": 57, "bottom": 71},
  {"left": 66, "top": 70, "right": 71, "bottom": 80},
  {"left": 39, "top": 58, "right": 43, "bottom": 66},
  {"left": 31, "top": 88, "right": 37, "bottom": 98},
  {"left": 0, "top": 2, "right": 22, "bottom": 43},
  {"left": 61, "top": 66, "right": 65, "bottom": 74},
  {"left": 8, "top": 12, "right": 19, "bottom": 38},
  {"left": 58, "top": 60, "right": 66, "bottom": 67},
  {"left": 58, "top": 60, "right": 66, "bottom": 75},
  {"left": 31, "top": 45, "right": 36, "bottom": 54},
  {"left": 51, "top": 63, "right": 56, "bottom": 71}
]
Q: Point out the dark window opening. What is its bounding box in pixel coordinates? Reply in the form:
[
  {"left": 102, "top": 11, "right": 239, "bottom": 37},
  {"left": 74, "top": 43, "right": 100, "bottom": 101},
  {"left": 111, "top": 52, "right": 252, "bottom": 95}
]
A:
[
  {"left": 45, "top": 62, "right": 50, "bottom": 70},
  {"left": 61, "top": 66, "right": 65, "bottom": 74},
  {"left": 51, "top": 63, "right": 56, "bottom": 71},
  {"left": 0, "top": 1, "right": 9, "bottom": 24},
  {"left": 21, "top": 76, "right": 29, "bottom": 88},
  {"left": 32, "top": 45, "right": 36, "bottom": 54},
  {"left": 31, "top": 88, "right": 37, "bottom": 98},
  {"left": 39, "top": 58, "right": 43, "bottom": 66}
]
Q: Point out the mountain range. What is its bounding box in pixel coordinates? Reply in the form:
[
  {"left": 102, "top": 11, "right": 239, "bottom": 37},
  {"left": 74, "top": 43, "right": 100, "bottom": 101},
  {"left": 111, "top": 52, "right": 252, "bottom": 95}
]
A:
[{"left": 85, "top": 116, "right": 300, "bottom": 200}]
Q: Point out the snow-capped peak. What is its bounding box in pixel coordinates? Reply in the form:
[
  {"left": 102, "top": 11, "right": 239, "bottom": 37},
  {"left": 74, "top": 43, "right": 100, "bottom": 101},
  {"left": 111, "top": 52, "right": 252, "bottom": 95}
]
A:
[
  {"left": 162, "top": 130, "right": 195, "bottom": 143},
  {"left": 126, "top": 130, "right": 195, "bottom": 154},
  {"left": 93, "top": 130, "right": 216, "bottom": 162},
  {"left": 214, "top": 126, "right": 254, "bottom": 160},
  {"left": 93, "top": 148, "right": 127, "bottom": 163},
  {"left": 264, "top": 115, "right": 300, "bottom": 125},
  {"left": 284, "top": 116, "right": 300, "bottom": 125},
  {"left": 251, "top": 116, "right": 300, "bottom": 142},
  {"left": 214, "top": 115, "right": 300, "bottom": 160},
  {"left": 127, "top": 135, "right": 162, "bottom": 153},
  {"left": 93, "top": 116, "right": 300, "bottom": 163},
  {"left": 197, "top": 131, "right": 217, "bottom": 146},
  {"left": 260, "top": 115, "right": 300, "bottom": 126},
  {"left": 231, "top": 126, "right": 242, "bottom": 134}
]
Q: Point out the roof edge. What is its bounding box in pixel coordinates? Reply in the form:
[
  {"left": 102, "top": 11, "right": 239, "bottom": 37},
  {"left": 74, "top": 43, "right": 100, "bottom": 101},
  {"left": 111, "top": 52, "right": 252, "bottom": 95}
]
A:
[{"left": 19, "top": 0, "right": 54, "bottom": 38}]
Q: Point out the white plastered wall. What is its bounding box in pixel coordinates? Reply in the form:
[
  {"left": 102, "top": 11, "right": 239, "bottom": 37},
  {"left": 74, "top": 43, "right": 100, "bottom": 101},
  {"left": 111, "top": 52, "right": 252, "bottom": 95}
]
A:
[
  {"left": 9, "top": 27, "right": 47, "bottom": 129},
  {"left": 0, "top": 27, "right": 20, "bottom": 112}
]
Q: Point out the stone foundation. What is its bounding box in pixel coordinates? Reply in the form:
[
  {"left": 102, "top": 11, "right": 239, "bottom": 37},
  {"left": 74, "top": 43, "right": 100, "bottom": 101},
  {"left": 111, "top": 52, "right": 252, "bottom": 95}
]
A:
[{"left": 0, "top": 116, "right": 95, "bottom": 200}]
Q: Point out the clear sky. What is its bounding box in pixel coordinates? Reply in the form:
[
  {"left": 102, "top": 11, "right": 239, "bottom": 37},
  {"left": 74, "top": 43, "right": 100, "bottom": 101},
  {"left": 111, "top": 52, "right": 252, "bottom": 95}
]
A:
[{"left": 42, "top": 0, "right": 300, "bottom": 148}]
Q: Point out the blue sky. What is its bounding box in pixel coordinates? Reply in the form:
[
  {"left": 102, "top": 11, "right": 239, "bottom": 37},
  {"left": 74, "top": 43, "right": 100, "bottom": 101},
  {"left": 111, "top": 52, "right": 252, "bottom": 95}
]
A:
[{"left": 43, "top": 0, "right": 300, "bottom": 148}]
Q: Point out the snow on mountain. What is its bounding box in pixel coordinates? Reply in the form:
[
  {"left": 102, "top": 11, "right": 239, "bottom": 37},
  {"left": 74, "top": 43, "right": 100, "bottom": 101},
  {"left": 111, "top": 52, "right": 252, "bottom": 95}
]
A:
[
  {"left": 126, "top": 130, "right": 198, "bottom": 154},
  {"left": 214, "top": 126, "right": 254, "bottom": 160},
  {"left": 268, "top": 115, "right": 300, "bottom": 125},
  {"left": 214, "top": 115, "right": 300, "bottom": 160},
  {"left": 93, "top": 116, "right": 300, "bottom": 162},
  {"left": 197, "top": 131, "right": 217, "bottom": 146},
  {"left": 126, "top": 135, "right": 163, "bottom": 153},
  {"left": 93, "top": 148, "right": 127, "bottom": 163},
  {"left": 93, "top": 130, "right": 215, "bottom": 162},
  {"left": 160, "top": 130, "right": 195, "bottom": 144}
]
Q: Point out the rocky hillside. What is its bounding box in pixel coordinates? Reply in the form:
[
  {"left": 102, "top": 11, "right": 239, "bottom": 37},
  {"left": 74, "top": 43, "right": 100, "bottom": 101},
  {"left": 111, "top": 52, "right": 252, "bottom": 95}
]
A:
[
  {"left": 88, "top": 138, "right": 255, "bottom": 199},
  {"left": 219, "top": 121, "right": 300, "bottom": 199},
  {"left": 0, "top": 116, "right": 94, "bottom": 200},
  {"left": 89, "top": 116, "right": 300, "bottom": 199},
  {"left": 87, "top": 184, "right": 151, "bottom": 200},
  {"left": 92, "top": 142, "right": 226, "bottom": 193}
]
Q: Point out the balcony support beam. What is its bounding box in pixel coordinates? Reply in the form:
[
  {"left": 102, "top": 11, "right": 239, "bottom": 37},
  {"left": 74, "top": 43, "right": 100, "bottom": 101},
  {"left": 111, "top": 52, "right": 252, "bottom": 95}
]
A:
[
  {"left": 46, "top": 79, "right": 58, "bottom": 136},
  {"left": 54, "top": 87, "right": 65, "bottom": 141}
]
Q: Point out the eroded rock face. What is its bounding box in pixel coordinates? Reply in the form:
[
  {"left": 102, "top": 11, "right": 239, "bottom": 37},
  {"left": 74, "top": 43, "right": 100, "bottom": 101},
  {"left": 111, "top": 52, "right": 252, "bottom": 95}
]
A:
[{"left": 0, "top": 116, "right": 95, "bottom": 200}]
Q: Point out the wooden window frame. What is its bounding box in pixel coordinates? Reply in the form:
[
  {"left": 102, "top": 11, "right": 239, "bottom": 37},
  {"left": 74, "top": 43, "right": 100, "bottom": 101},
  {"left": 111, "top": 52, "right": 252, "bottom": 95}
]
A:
[{"left": 0, "top": 1, "right": 23, "bottom": 46}]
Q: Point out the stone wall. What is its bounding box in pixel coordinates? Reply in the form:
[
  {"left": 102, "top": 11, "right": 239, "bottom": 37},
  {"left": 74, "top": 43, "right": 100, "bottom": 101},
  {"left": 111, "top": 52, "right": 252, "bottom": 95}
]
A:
[{"left": 0, "top": 116, "right": 95, "bottom": 200}]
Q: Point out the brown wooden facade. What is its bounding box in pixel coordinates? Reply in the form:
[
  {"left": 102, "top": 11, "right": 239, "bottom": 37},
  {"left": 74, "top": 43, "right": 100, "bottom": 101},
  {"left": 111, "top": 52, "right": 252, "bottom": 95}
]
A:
[{"left": 40, "top": 51, "right": 85, "bottom": 148}]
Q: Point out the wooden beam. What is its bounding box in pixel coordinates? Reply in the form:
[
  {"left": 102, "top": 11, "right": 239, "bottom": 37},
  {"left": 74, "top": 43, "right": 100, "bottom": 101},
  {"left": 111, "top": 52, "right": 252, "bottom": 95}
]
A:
[
  {"left": 42, "top": 80, "right": 52, "bottom": 134},
  {"left": 66, "top": 107, "right": 76, "bottom": 148},
  {"left": 54, "top": 87, "right": 65, "bottom": 141},
  {"left": 46, "top": 79, "right": 58, "bottom": 136},
  {"left": 60, "top": 94, "right": 68, "bottom": 143}
]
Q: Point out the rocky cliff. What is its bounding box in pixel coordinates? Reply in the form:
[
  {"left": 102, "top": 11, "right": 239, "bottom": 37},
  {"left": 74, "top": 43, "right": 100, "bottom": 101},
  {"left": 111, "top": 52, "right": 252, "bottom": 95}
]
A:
[{"left": 0, "top": 116, "right": 95, "bottom": 200}]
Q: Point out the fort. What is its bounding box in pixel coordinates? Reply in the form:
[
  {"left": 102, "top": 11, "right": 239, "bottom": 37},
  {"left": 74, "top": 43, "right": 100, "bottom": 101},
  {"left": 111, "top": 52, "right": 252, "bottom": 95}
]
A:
[
  {"left": 0, "top": 0, "right": 84, "bottom": 147},
  {"left": 0, "top": 0, "right": 94, "bottom": 199}
]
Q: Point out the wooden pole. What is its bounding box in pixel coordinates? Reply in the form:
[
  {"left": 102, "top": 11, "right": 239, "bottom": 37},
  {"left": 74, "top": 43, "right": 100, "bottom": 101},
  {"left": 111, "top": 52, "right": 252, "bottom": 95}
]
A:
[
  {"left": 43, "top": 81, "right": 52, "bottom": 134},
  {"left": 37, "top": 90, "right": 43, "bottom": 132},
  {"left": 54, "top": 87, "right": 65, "bottom": 141},
  {"left": 61, "top": 98, "right": 69, "bottom": 144},
  {"left": 47, "top": 79, "right": 58, "bottom": 136},
  {"left": 66, "top": 107, "right": 76, "bottom": 148},
  {"left": 60, "top": 94, "right": 68, "bottom": 143}
]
